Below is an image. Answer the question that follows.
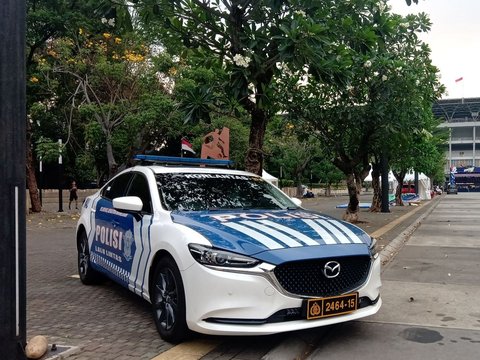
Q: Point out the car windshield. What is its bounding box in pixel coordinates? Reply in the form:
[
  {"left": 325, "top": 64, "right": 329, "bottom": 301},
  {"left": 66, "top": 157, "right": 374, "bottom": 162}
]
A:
[{"left": 156, "top": 173, "right": 297, "bottom": 211}]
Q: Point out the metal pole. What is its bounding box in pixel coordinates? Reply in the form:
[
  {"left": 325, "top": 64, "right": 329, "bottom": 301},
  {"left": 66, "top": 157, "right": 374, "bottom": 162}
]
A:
[
  {"left": 414, "top": 171, "right": 419, "bottom": 196},
  {"left": 58, "top": 139, "right": 63, "bottom": 212},
  {"left": 449, "top": 129, "right": 452, "bottom": 170},
  {"left": 39, "top": 158, "right": 43, "bottom": 206},
  {"left": 0, "top": 0, "right": 27, "bottom": 358},
  {"left": 380, "top": 150, "right": 390, "bottom": 213}
]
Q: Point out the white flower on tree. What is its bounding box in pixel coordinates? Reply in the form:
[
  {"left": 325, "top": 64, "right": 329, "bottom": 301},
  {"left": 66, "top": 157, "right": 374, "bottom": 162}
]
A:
[{"left": 233, "top": 54, "right": 251, "bottom": 68}]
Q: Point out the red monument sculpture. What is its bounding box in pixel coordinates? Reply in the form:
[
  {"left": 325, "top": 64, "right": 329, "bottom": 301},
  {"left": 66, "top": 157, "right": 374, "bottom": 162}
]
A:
[{"left": 201, "top": 127, "right": 230, "bottom": 160}]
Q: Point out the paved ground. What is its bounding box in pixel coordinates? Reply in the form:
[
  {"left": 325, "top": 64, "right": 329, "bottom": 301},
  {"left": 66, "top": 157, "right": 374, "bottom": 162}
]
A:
[{"left": 25, "top": 191, "right": 442, "bottom": 359}]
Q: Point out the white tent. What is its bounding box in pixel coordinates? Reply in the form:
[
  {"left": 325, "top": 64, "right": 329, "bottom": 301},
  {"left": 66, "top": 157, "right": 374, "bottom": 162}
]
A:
[
  {"left": 364, "top": 170, "right": 398, "bottom": 192},
  {"left": 404, "top": 171, "right": 431, "bottom": 200},
  {"left": 262, "top": 170, "right": 279, "bottom": 187},
  {"left": 365, "top": 170, "right": 431, "bottom": 200}
]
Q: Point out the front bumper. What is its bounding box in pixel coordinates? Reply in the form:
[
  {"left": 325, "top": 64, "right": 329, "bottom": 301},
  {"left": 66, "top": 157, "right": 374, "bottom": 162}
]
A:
[{"left": 182, "top": 255, "right": 382, "bottom": 335}]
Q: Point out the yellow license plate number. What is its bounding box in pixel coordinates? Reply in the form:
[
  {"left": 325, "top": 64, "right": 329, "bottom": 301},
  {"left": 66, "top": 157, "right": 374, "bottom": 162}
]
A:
[{"left": 306, "top": 293, "right": 358, "bottom": 320}]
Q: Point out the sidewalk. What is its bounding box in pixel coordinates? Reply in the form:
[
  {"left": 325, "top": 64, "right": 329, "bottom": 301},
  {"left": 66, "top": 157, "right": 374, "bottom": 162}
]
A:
[{"left": 301, "top": 193, "right": 443, "bottom": 263}]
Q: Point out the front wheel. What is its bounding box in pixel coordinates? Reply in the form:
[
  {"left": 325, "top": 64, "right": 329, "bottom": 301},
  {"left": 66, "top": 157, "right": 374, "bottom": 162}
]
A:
[
  {"left": 151, "top": 257, "right": 189, "bottom": 343},
  {"left": 77, "top": 230, "right": 101, "bottom": 285}
]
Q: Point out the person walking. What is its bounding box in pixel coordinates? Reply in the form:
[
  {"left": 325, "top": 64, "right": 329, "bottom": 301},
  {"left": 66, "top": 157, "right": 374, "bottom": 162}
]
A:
[{"left": 69, "top": 180, "right": 78, "bottom": 210}]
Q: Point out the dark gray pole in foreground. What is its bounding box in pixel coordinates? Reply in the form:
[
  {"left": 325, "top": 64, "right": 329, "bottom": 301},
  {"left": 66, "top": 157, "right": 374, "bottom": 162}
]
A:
[
  {"left": 380, "top": 150, "right": 390, "bottom": 213},
  {"left": 0, "top": 1, "right": 27, "bottom": 359},
  {"left": 58, "top": 139, "right": 63, "bottom": 212},
  {"left": 414, "top": 171, "right": 419, "bottom": 196}
]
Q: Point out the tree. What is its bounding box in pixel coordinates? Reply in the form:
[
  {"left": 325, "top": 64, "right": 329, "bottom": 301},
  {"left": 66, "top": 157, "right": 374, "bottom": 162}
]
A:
[
  {"left": 134, "top": 0, "right": 351, "bottom": 175},
  {"left": 389, "top": 121, "right": 446, "bottom": 205},
  {"left": 278, "top": 4, "right": 443, "bottom": 222},
  {"left": 264, "top": 116, "right": 327, "bottom": 197},
  {"left": 36, "top": 26, "right": 180, "bottom": 178},
  {"left": 26, "top": 0, "right": 132, "bottom": 210},
  {"left": 26, "top": 0, "right": 86, "bottom": 211},
  {"left": 276, "top": 3, "right": 379, "bottom": 221}
]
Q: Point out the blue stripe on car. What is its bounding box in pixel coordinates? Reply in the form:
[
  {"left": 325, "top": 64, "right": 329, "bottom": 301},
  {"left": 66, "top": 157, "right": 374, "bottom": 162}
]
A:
[{"left": 171, "top": 210, "right": 371, "bottom": 260}]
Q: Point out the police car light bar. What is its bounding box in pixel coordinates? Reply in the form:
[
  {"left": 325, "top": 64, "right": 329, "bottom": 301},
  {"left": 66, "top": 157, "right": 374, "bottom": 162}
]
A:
[{"left": 133, "top": 155, "right": 234, "bottom": 167}]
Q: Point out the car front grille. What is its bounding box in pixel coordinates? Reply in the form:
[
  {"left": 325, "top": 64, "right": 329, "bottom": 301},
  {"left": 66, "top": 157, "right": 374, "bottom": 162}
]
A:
[{"left": 273, "top": 256, "right": 371, "bottom": 297}]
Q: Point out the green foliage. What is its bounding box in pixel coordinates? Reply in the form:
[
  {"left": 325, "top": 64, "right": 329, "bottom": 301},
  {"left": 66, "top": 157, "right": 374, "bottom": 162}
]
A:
[
  {"left": 264, "top": 116, "right": 324, "bottom": 186},
  {"left": 311, "top": 160, "right": 344, "bottom": 186},
  {"left": 35, "top": 137, "right": 63, "bottom": 163},
  {"left": 174, "top": 61, "right": 230, "bottom": 124},
  {"left": 75, "top": 152, "right": 98, "bottom": 185},
  {"left": 277, "top": 3, "right": 444, "bottom": 182},
  {"left": 26, "top": 0, "right": 444, "bottom": 193},
  {"left": 26, "top": 0, "right": 148, "bottom": 183},
  {"left": 132, "top": 0, "right": 368, "bottom": 172}
]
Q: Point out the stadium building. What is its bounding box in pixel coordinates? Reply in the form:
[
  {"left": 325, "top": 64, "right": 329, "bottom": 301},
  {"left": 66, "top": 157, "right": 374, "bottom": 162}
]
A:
[{"left": 433, "top": 97, "right": 480, "bottom": 191}]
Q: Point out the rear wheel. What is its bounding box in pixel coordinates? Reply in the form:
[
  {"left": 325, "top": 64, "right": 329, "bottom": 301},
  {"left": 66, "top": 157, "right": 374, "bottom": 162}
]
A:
[
  {"left": 77, "top": 231, "right": 101, "bottom": 284},
  {"left": 151, "top": 257, "right": 189, "bottom": 343}
]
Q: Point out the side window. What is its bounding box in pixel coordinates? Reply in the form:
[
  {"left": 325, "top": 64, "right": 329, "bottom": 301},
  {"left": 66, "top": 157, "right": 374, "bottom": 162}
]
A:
[
  {"left": 101, "top": 173, "right": 133, "bottom": 201},
  {"left": 126, "top": 173, "right": 153, "bottom": 214}
]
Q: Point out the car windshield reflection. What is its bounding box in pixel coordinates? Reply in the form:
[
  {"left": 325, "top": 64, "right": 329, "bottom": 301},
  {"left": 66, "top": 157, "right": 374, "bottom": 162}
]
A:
[{"left": 156, "top": 173, "right": 296, "bottom": 211}]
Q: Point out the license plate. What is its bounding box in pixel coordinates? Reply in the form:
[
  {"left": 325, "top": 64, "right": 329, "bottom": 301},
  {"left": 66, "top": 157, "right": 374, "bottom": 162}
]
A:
[{"left": 306, "top": 293, "right": 358, "bottom": 320}]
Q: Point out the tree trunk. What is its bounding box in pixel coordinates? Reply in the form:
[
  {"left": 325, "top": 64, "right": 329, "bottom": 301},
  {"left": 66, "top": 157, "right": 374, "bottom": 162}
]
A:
[
  {"left": 26, "top": 119, "right": 41, "bottom": 212},
  {"left": 354, "top": 166, "right": 369, "bottom": 195},
  {"left": 393, "top": 171, "right": 406, "bottom": 206},
  {"left": 370, "top": 162, "right": 381, "bottom": 212},
  {"left": 343, "top": 173, "right": 359, "bottom": 223},
  {"left": 106, "top": 138, "right": 118, "bottom": 179},
  {"left": 395, "top": 182, "right": 404, "bottom": 206},
  {"left": 295, "top": 171, "right": 304, "bottom": 198},
  {"left": 245, "top": 108, "right": 267, "bottom": 175},
  {"left": 326, "top": 183, "right": 331, "bottom": 197}
]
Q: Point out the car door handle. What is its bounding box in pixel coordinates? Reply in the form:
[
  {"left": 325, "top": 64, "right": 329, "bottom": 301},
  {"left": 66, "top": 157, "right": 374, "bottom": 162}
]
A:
[{"left": 112, "top": 220, "right": 120, "bottom": 228}]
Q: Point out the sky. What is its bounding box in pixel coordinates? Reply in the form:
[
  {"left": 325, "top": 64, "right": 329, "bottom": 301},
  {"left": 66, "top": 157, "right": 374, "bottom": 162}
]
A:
[{"left": 389, "top": 0, "right": 480, "bottom": 99}]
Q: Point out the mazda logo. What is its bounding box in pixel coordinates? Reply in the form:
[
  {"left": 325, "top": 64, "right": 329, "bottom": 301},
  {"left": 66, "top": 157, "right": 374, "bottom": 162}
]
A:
[{"left": 323, "top": 261, "right": 341, "bottom": 278}]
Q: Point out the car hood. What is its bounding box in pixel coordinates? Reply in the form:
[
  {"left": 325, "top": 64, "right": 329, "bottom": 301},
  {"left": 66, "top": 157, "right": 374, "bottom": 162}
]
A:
[{"left": 170, "top": 209, "right": 372, "bottom": 265}]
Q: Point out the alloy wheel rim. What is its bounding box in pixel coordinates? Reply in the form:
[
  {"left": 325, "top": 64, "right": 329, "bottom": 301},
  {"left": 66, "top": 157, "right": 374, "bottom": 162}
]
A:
[
  {"left": 154, "top": 268, "right": 178, "bottom": 331},
  {"left": 79, "top": 238, "right": 89, "bottom": 275}
]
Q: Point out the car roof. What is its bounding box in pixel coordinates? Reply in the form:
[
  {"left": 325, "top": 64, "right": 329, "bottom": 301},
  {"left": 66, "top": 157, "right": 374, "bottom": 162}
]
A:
[{"left": 135, "top": 165, "right": 258, "bottom": 177}]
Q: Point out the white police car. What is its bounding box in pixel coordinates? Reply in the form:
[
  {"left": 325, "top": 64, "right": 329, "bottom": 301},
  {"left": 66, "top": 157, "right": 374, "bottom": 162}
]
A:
[{"left": 76, "top": 155, "right": 381, "bottom": 342}]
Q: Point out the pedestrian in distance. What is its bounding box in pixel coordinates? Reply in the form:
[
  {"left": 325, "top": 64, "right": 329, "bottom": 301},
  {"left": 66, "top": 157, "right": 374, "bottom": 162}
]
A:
[{"left": 69, "top": 180, "right": 78, "bottom": 210}]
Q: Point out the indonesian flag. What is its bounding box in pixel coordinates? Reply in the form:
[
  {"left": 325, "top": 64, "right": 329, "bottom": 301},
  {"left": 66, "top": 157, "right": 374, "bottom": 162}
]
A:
[
  {"left": 181, "top": 138, "right": 195, "bottom": 154},
  {"left": 455, "top": 77, "right": 463, "bottom": 82}
]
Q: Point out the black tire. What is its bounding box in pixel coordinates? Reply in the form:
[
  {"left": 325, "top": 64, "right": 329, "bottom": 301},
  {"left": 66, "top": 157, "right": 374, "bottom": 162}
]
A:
[
  {"left": 77, "top": 230, "right": 101, "bottom": 285},
  {"left": 151, "top": 256, "right": 189, "bottom": 343}
]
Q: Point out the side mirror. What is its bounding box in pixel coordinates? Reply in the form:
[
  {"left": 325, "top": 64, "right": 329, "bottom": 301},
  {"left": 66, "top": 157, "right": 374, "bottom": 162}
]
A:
[
  {"left": 113, "top": 196, "right": 143, "bottom": 212},
  {"left": 290, "top": 197, "right": 302, "bottom": 207}
]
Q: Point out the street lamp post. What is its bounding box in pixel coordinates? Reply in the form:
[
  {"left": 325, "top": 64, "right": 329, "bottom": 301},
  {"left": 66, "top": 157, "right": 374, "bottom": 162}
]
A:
[
  {"left": 58, "top": 139, "right": 63, "bottom": 212},
  {"left": 0, "top": 0, "right": 27, "bottom": 358},
  {"left": 380, "top": 149, "right": 390, "bottom": 213},
  {"left": 39, "top": 157, "right": 43, "bottom": 206}
]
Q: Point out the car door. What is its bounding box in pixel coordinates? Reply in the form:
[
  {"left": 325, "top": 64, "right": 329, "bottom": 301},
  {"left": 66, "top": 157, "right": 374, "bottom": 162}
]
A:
[
  {"left": 91, "top": 172, "right": 136, "bottom": 288},
  {"left": 123, "top": 172, "right": 154, "bottom": 297}
]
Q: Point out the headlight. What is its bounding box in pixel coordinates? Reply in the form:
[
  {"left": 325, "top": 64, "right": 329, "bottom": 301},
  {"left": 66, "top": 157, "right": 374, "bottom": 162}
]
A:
[
  {"left": 188, "top": 244, "right": 260, "bottom": 268},
  {"left": 369, "top": 237, "right": 378, "bottom": 258}
]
